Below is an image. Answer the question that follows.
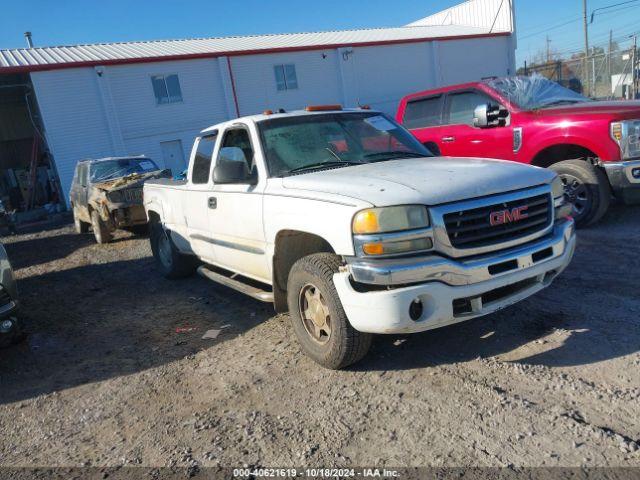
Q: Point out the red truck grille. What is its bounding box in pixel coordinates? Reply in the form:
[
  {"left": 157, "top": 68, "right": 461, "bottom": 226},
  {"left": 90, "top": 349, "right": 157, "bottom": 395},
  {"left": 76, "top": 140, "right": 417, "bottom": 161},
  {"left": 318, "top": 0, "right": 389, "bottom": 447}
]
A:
[{"left": 443, "top": 193, "right": 552, "bottom": 249}]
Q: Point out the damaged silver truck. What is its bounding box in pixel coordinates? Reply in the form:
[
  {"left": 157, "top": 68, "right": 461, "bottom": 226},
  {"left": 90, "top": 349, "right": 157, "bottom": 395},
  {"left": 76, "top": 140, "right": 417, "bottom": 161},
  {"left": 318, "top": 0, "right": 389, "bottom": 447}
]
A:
[{"left": 70, "top": 156, "right": 170, "bottom": 243}]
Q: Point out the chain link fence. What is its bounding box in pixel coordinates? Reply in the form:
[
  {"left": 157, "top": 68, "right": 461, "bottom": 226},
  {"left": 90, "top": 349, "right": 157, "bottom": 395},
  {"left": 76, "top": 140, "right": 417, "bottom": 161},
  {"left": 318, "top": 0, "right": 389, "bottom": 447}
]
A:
[{"left": 518, "top": 48, "right": 638, "bottom": 100}]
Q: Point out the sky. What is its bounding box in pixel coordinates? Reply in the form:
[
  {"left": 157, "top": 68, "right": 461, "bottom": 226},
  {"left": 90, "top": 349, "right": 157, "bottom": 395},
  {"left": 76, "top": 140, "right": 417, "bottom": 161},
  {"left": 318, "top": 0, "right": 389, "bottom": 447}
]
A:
[{"left": 0, "top": 0, "right": 639, "bottom": 68}]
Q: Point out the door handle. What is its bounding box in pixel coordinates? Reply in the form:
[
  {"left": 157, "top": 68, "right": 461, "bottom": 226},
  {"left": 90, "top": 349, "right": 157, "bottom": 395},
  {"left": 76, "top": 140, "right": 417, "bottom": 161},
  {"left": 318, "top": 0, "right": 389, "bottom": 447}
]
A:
[
  {"left": 442, "top": 136, "right": 456, "bottom": 143},
  {"left": 208, "top": 197, "right": 217, "bottom": 209}
]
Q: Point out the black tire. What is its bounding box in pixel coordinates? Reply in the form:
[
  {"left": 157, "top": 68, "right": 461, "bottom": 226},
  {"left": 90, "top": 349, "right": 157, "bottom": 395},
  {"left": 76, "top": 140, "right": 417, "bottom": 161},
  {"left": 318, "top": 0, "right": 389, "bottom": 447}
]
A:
[
  {"left": 90, "top": 209, "right": 112, "bottom": 244},
  {"left": 149, "top": 221, "right": 197, "bottom": 279},
  {"left": 287, "top": 253, "right": 372, "bottom": 370},
  {"left": 128, "top": 224, "right": 149, "bottom": 236},
  {"left": 73, "top": 207, "right": 89, "bottom": 234},
  {"left": 550, "top": 159, "right": 611, "bottom": 227},
  {"left": 0, "top": 317, "right": 23, "bottom": 348}
]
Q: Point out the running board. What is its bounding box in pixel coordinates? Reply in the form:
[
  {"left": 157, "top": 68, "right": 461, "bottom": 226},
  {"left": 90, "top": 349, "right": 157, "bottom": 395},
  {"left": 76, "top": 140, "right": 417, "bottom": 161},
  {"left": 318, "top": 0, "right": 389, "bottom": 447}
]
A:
[{"left": 197, "top": 266, "right": 274, "bottom": 303}]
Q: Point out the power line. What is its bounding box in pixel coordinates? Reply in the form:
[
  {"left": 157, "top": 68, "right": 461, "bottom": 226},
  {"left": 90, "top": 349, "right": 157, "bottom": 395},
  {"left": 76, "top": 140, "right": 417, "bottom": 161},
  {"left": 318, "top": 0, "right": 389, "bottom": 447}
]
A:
[{"left": 519, "top": 2, "right": 640, "bottom": 41}]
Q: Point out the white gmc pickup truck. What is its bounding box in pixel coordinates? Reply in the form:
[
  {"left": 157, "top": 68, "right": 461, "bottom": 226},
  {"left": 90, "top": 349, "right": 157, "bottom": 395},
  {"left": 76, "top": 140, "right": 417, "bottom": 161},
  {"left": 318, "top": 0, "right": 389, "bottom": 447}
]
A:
[{"left": 144, "top": 107, "right": 576, "bottom": 369}]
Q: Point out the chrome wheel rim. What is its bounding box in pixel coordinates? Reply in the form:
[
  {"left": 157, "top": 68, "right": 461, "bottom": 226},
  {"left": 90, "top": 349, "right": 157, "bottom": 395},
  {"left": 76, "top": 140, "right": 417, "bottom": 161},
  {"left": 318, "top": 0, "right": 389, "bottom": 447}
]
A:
[
  {"left": 299, "top": 283, "right": 331, "bottom": 344},
  {"left": 560, "top": 174, "right": 590, "bottom": 217}
]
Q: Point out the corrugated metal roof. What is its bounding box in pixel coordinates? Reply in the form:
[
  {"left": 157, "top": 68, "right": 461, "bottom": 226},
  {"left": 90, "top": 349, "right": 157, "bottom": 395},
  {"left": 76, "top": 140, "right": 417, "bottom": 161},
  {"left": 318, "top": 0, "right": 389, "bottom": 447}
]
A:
[
  {"left": 408, "top": 0, "right": 514, "bottom": 33},
  {"left": 0, "top": 23, "right": 508, "bottom": 73}
]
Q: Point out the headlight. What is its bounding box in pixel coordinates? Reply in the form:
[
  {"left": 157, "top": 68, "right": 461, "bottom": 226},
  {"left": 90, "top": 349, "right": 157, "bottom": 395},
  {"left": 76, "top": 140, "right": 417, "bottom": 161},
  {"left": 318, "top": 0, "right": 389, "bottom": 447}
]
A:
[
  {"left": 551, "top": 175, "right": 564, "bottom": 201},
  {"left": 352, "top": 206, "right": 432, "bottom": 256},
  {"left": 551, "top": 175, "right": 573, "bottom": 220},
  {"left": 611, "top": 120, "right": 640, "bottom": 159},
  {"left": 107, "top": 190, "right": 124, "bottom": 203},
  {"left": 352, "top": 205, "right": 429, "bottom": 234}
]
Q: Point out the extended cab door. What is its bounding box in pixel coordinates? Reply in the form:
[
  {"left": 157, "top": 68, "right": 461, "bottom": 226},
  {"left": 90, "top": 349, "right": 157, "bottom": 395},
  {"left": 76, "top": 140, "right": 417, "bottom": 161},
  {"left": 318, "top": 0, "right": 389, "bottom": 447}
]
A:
[
  {"left": 183, "top": 132, "right": 219, "bottom": 264},
  {"left": 208, "top": 124, "right": 269, "bottom": 284},
  {"left": 400, "top": 94, "right": 444, "bottom": 155},
  {"left": 440, "top": 89, "right": 515, "bottom": 160}
]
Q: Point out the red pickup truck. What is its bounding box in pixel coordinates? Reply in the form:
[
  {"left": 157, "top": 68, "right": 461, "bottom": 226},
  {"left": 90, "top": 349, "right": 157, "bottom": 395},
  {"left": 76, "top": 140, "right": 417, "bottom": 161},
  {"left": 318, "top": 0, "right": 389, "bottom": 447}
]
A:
[{"left": 396, "top": 76, "right": 640, "bottom": 226}]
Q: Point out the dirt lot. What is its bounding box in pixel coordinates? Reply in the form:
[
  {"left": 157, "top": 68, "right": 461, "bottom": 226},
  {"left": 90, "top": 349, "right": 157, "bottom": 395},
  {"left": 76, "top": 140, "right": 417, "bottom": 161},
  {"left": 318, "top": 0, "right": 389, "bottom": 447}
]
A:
[{"left": 0, "top": 205, "right": 639, "bottom": 470}]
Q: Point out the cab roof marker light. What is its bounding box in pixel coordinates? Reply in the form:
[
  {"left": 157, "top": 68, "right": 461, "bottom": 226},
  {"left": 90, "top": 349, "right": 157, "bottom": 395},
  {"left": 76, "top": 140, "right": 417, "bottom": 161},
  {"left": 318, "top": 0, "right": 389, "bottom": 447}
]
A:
[{"left": 305, "top": 104, "right": 343, "bottom": 112}]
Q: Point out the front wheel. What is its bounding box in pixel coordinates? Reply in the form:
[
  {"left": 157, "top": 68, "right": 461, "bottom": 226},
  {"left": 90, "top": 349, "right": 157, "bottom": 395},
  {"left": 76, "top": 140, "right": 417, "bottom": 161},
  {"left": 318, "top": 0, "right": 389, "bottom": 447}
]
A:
[
  {"left": 149, "top": 221, "right": 197, "bottom": 279},
  {"left": 550, "top": 159, "right": 611, "bottom": 227},
  {"left": 91, "top": 210, "right": 112, "bottom": 244},
  {"left": 287, "top": 253, "right": 372, "bottom": 370},
  {"left": 73, "top": 207, "right": 89, "bottom": 234}
]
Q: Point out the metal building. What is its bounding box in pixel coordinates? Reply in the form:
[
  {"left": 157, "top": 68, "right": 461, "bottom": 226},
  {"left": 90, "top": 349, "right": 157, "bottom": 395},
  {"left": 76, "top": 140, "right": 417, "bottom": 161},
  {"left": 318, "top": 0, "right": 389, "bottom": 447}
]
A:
[{"left": 0, "top": 0, "right": 516, "bottom": 209}]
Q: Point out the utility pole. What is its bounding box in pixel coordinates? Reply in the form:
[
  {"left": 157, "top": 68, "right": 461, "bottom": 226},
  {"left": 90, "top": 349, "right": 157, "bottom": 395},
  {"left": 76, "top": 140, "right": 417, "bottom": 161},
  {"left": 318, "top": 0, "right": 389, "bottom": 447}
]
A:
[
  {"left": 583, "top": 0, "right": 590, "bottom": 96},
  {"left": 632, "top": 35, "right": 638, "bottom": 99},
  {"left": 592, "top": 50, "right": 596, "bottom": 96},
  {"left": 546, "top": 36, "right": 552, "bottom": 63},
  {"left": 609, "top": 30, "right": 613, "bottom": 92}
]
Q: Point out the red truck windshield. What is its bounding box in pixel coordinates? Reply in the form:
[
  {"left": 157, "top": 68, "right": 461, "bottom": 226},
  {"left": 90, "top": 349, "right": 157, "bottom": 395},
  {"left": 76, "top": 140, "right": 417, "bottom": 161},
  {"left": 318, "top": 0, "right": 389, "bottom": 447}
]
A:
[
  {"left": 487, "top": 76, "right": 592, "bottom": 111},
  {"left": 258, "top": 112, "right": 432, "bottom": 177}
]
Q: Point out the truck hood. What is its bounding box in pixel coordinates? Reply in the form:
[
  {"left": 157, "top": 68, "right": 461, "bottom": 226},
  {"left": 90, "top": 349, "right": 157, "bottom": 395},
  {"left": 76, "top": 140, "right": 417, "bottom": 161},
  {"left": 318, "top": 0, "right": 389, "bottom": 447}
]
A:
[
  {"left": 281, "top": 157, "right": 555, "bottom": 207},
  {"left": 536, "top": 100, "right": 640, "bottom": 119}
]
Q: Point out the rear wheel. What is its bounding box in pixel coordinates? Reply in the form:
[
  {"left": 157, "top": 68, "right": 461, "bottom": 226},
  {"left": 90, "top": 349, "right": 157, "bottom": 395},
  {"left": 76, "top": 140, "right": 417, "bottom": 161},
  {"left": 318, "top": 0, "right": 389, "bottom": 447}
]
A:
[
  {"left": 73, "top": 207, "right": 89, "bottom": 234},
  {"left": 91, "top": 210, "right": 112, "bottom": 244},
  {"left": 550, "top": 159, "right": 610, "bottom": 227},
  {"left": 149, "top": 221, "right": 197, "bottom": 279},
  {"left": 287, "top": 253, "right": 372, "bottom": 370}
]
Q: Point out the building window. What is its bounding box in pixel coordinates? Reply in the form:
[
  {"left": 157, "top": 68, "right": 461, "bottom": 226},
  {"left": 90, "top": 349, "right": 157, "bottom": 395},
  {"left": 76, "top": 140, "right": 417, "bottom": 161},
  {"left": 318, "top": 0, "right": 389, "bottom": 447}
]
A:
[
  {"left": 274, "top": 64, "right": 298, "bottom": 91},
  {"left": 151, "top": 74, "right": 183, "bottom": 104}
]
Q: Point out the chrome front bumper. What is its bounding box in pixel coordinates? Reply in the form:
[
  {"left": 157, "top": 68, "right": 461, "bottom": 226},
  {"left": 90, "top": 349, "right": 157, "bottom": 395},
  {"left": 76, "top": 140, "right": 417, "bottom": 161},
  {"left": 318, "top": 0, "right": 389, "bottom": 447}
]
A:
[
  {"left": 334, "top": 219, "right": 576, "bottom": 335},
  {"left": 602, "top": 159, "right": 640, "bottom": 204},
  {"left": 347, "top": 219, "right": 575, "bottom": 287}
]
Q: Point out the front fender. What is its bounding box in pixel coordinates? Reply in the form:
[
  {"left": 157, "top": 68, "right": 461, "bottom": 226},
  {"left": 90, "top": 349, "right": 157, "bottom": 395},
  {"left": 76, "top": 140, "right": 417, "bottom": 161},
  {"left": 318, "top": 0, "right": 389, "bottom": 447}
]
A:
[
  {"left": 264, "top": 196, "right": 359, "bottom": 258},
  {"left": 144, "top": 197, "right": 165, "bottom": 223},
  {"left": 524, "top": 118, "right": 620, "bottom": 162}
]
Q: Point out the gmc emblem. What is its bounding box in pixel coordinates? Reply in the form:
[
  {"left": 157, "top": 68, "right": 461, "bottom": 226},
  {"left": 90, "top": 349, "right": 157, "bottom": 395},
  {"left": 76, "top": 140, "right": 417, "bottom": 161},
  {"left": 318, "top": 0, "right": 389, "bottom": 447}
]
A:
[{"left": 490, "top": 206, "right": 529, "bottom": 226}]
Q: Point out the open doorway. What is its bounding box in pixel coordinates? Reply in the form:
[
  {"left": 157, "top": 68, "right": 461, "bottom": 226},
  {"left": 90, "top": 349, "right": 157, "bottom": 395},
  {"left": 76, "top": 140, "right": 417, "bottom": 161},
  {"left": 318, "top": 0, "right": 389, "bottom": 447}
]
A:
[{"left": 0, "top": 73, "right": 64, "bottom": 232}]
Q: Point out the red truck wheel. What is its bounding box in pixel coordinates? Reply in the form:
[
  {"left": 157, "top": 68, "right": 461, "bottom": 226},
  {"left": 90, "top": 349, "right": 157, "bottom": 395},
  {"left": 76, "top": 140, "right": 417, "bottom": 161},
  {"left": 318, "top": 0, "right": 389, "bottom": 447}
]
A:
[{"left": 550, "top": 160, "right": 611, "bottom": 227}]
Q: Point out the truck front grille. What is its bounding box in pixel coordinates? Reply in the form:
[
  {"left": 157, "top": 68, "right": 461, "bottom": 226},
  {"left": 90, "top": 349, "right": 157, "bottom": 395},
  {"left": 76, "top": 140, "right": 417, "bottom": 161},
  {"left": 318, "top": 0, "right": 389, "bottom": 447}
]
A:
[
  {"left": 443, "top": 193, "right": 552, "bottom": 250},
  {"left": 123, "top": 188, "right": 143, "bottom": 202},
  {"left": 0, "top": 288, "right": 12, "bottom": 307}
]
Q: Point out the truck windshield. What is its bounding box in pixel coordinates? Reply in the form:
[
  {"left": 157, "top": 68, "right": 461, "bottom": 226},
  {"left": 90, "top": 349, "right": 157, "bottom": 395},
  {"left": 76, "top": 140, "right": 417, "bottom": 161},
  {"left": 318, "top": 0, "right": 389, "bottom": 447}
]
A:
[
  {"left": 90, "top": 158, "right": 160, "bottom": 182},
  {"left": 486, "top": 75, "right": 592, "bottom": 110},
  {"left": 258, "top": 112, "right": 432, "bottom": 177}
]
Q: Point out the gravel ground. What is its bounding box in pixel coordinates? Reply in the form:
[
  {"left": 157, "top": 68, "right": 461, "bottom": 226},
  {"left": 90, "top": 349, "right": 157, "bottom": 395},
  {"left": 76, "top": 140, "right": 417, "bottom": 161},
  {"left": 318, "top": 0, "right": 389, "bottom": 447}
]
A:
[{"left": 0, "top": 205, "right": 639, "bottom": 470}]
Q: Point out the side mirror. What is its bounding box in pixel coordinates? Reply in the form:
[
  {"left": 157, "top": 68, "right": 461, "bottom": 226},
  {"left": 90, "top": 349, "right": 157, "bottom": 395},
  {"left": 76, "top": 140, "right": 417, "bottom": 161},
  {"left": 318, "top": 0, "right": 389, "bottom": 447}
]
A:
[
  {"left": 473, "top": 103, "right": 509, "bottom": 128},
  {"left": 213, "top": 147, "right": 257, "bottom": 185}
]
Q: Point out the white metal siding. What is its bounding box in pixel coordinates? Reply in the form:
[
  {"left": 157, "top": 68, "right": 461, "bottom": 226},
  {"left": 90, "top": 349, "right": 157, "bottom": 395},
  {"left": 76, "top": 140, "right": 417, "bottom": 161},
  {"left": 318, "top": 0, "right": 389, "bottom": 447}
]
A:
[
  {"left": 31, "top": 59, "right": 231, "bottom": 204},
  {"left": 106, "top": 58, "right": 229, "bottom": 140},
  {"left": 30, "top": 67, "right": 115, "bottom": 205},
  {"left": 436, "top": 36, "right": 512, "bottom": 84},
  {"left": 349, "top": 42, "right": 436, "bottom": 114},
  {"left": 123, "top": 129, "right": 203, "bottom": 172},
  {"left": 230, "top": 50, "right": 342, "bottom": 116}
]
